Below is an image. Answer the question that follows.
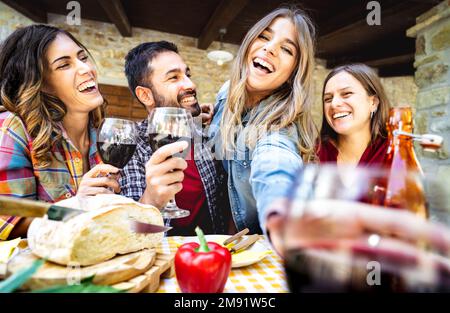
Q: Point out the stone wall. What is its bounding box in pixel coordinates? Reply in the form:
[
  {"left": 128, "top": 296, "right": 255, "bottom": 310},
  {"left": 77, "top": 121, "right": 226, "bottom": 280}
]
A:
[
  {"left": 407, "top": 0, "right": 450, "bottom": 224},
  {"left": 0, "top": 1, "right": 417, "bottom": 121}
]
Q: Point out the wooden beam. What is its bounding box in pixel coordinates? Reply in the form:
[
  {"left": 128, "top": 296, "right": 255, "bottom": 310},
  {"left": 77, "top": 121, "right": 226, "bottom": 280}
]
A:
[
  {"left": 319, "top": 1, "right": 409, "bottom": 40},
  {"left": 197, "top": 0, "right": 249, "bottom": 50},
  {"left": 97, "top": 0, "right": 131, "bottom": 37},
  {"left": 378, "top": 63, "right": 415, "bottom": 77},
  {"left": 318, "top": 0, "right": 414, "bottom": 37},
  {"left": 326, "top": 52, "right": 414, "bottom": 77},
  {"left": 324, "top": 35, "right": 415, "bottom": 68},
  {"left": 317, "top": 1, "right": 368, "bottom": 37},
  {"left": 365, "top": 54, "right": 414, "bottom": 68},
  {"left": 317, "top": 1, "right": 430, "bottom": 56},
  {"left": 1, "top": 0, "right": 46, "bottom": 23},
  {"left": 326, "top": 57, "right": 414, "bottom": 77},
  {"left": 327, "top": 53, "right": 414, "bottom": 69}
]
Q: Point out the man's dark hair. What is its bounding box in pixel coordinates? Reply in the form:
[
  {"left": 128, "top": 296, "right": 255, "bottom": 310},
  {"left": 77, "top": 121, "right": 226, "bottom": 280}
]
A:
[{"left": 124, "top": 41, "right": 178, "bottom": 98}]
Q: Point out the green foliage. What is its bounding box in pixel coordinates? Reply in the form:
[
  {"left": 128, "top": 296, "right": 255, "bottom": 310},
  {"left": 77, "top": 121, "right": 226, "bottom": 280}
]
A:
[
  {"left": 0, "top": 259, "right": 44, "bottom": 293},
  {"left": 0, "top": 260, "right": 123, "bottom": 293},
  {"left": 32, "top": 278, "right": 124, "bottom": 293}
]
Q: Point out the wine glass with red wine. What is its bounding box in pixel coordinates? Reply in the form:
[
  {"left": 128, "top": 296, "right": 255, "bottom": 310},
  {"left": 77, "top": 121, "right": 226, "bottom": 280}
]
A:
[
  {"left": 97, "top": 118, "right": 137, "bottom": 169},
  {"left": 283, "top": 164, "right": 450, "bottom": 293},
  {"left": 147, "top": 107, "right": 192, "bottom": 220}
]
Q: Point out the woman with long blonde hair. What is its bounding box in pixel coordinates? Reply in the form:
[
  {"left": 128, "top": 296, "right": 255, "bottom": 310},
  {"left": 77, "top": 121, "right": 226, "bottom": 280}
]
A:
[
  {"left": 0, "top": 25, "right": 120, "bottom": 239},
  {"left": 208, "top": 7, "right": 317, "bottom": 234}
]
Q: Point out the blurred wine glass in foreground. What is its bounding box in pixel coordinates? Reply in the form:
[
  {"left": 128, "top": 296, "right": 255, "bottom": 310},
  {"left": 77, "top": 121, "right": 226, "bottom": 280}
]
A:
[{"left": 283, "top": 164, "right": 450, "bottom": 293}]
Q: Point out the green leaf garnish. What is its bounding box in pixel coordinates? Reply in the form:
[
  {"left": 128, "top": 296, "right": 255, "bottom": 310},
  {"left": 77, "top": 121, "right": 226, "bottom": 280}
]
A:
[
  {"left": 0, "top": 259, "right": 44, "bottom": 293},
  {"left": 32, "top": 282, "right": 123, "bottom": 293}
]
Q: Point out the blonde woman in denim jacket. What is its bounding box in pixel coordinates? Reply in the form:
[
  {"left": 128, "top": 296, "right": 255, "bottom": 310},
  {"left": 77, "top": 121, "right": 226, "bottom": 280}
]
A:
[{"left": 208, "top": 7, "right": 318, "bottom": 236}]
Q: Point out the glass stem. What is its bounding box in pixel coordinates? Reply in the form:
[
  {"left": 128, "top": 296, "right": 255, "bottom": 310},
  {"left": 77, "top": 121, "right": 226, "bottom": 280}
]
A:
[{"left": 165, "top": 198, "right": 178, "bottom": 211}]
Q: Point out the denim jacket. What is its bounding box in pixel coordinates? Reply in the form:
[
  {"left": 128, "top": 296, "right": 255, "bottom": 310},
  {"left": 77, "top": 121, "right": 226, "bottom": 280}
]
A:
[{"left": 207, "top": 82, "right": 303, "bottom": 234}]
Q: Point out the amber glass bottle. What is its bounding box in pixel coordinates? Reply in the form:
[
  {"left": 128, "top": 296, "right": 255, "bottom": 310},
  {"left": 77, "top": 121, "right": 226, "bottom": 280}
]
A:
[{"left": 384, "top": 106, "right": 428, "bottom": 219}]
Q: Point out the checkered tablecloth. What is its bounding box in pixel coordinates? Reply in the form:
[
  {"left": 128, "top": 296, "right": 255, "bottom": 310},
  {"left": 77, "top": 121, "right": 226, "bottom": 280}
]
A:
[{"left": 155, "top": 236, "right": 289, "bottom": 293}]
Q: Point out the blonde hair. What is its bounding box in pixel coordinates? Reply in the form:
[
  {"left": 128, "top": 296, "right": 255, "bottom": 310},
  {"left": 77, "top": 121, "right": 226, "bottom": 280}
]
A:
[
  {"left": 220, "top": 7, "right": 318, "bottom": 162},
  {"left": 0, "top": 25, "right": 104, "bottom": 168}
]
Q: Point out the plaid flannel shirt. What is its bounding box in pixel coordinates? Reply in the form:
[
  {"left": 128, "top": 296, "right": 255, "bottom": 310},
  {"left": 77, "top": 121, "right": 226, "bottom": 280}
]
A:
[
  {"left": 0, "top": 110, "right": 102, "bottom": 240},
  {"left": 120, "top": 118, "right": 229, "bottom": 234}
]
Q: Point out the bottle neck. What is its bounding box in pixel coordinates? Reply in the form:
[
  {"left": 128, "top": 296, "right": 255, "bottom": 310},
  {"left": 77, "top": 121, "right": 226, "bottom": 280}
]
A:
[
  {"left": 386, "top": 106, "right": 414, "bottom": 137},
  {"left": 387, "top": 118, "right": 414, "bottom": 149},
  {"left": 386, "top": 132, "right": 422, "bottom": 173}
]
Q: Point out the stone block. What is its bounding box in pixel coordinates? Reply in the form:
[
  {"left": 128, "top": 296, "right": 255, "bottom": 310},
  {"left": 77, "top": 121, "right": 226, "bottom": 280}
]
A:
[
  {"left": 416, "top": 86, "right": 450, "bottom": 109},
  {"left": 407, "top": 0, "right": 450, "bottom": 38},
  {"left": 426, "top": 164, "right": 450, "bottom": 226},
  {"left": 381, "top": 76, "right": 418, "bottom": 107},
  {"left": 430, "top": 117, "right": 450, "bottom": 133},
  {"left": 414, "top": 55, "right": 439, "bottom": 68},
  {"left": 416, "top": 35, "right": 426, "bottom": 55},
  {"left": 431, "top": 106, "right": 448, "bottom": 117},
  {"left": 436, "top": 165, "right": 450, "bottom": 196},
  {"left": 414, "top": 111, "right": 428, "bottom": 134},
  {"left": 431, "top": 24, "right": 450, "bottom": 51},
  {"left": 417, "top": 1, "right": 449, "bottom": 24},
  {"left": 415, "top": 63, "right": 449, "bottom": 88},
  {"left": 99, "top": 59, "right": 113, "bottom": 69}
]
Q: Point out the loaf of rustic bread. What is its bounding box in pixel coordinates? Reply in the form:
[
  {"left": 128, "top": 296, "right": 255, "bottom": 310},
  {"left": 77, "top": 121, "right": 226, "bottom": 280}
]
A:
[{"left": 27, "top": 194, "right": 164, "bottom": 266}]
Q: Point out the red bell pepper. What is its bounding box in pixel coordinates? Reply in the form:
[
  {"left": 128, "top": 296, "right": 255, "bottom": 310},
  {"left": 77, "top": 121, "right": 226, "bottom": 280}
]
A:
[{"left": 175, "top": 227, "right": 232, "bottom": 293}]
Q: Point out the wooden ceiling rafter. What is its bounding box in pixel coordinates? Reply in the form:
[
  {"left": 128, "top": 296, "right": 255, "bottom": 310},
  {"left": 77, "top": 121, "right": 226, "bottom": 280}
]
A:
[
  {"left": 378, "top": 63, "right": 415, "bottom": 77},
  {"left": 325, "top": 33, "right": 415, "bottom": 68},
  {"left": 317, "top": 1, "right": 426, "bottom": 56},
  {"left": 317, "top": 2, "right": 369, "bottom": 37},
  {"left": 197, "top": 0, "right": 249, "bottom": 50},
  {"left": 2, "top": 0, "right": 47, "bottom": 23},
  {"left": 365, "top": 53, "right": 415, "bottom": 68},
  {"left": 97, "top": 0, "right": 131, "bottom": 37}
]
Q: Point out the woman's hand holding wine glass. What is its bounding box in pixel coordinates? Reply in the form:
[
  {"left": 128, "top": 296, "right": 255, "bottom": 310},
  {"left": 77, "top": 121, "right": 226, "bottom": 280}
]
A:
[
  {"left": 78, "top": 163, "right": 121, "bottom": 196},
  {"left": 77, "top": 118, "right": 137, "bottom": 198}
]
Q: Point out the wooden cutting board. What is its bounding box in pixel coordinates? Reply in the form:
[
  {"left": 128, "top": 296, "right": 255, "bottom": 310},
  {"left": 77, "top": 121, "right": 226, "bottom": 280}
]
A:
[
  {"left": 7, "top": 248, "right": 156, "bottom": 291},
  {"left": 112, "top": 252, "right": 175, "bottom": 293}
]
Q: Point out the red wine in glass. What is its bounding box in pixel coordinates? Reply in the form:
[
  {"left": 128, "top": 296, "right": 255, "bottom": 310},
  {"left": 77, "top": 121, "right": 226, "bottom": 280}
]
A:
[
  {"left": 96, "top": 142, "right": 137, "bottom": 168},
  {"left": 97, "top": 118, "right": 138, "bottom": 169},
  {"left": 148, "top": 133, "right": 191, "bottom": 159}
]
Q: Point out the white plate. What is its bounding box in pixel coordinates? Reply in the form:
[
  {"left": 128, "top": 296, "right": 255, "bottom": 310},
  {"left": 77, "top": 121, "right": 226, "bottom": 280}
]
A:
[{"left": 182, "top": 235, "right": 272, "bottom": 268}]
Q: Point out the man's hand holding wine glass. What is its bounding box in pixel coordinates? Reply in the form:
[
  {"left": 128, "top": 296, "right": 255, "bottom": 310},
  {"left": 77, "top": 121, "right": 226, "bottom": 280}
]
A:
[
  {"left": 140, "top": 141, "right": 188, "bottom": 209},
  {"left": 145, "top": 107, "right": 192, "bottom": 220}
]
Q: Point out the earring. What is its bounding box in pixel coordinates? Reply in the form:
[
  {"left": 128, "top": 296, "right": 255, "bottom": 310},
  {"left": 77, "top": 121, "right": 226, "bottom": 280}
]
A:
[{"left": 370, "top": 111, "right": 374, "bottom": 119}]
